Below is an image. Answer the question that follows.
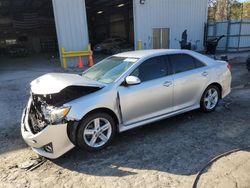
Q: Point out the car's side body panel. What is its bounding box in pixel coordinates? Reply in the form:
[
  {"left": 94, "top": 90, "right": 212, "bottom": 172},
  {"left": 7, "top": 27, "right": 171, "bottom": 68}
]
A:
[
  {"left": 65, "top": 50, "right": 231, "bottom": 133},
  {"left": 172, "top": 67, "right": 210, "bottom": 111},
  {"left": 65, "top": 86, "right": 121, "bottom": 124},
  {"left": 118, "top": 104, "right": 199, "bottom": 132},
  {"left": 118, "top": 75, "right": 174, "bottom": 125}
]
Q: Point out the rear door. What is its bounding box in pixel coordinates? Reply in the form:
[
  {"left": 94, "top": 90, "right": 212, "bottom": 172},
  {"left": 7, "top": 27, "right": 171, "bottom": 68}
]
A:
[
  {"left": 169, "top": 54, "right": 210, "bottom": 111},
  {"left": 118, "top": 56, "right": 173, "bottom": 126}
]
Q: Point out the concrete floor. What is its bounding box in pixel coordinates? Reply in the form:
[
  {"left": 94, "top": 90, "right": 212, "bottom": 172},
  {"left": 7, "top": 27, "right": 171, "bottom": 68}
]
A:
[{"left": 0, "top": 54, "right": 250, "bottom": 188}]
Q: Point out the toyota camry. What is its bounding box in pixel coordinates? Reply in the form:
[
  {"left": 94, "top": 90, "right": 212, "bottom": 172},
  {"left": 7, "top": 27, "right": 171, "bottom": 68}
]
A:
[{"left": 21, "top": 49, "right": 231, "bottom": 159}]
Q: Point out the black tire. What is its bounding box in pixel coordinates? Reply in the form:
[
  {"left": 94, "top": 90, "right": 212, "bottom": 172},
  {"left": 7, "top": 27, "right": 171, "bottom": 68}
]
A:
[
  {"left": 76, "top": 112, "right": 116, "bottom": 152},
  {"left": 200, "top": 85, "right": 220, "bottom": 112}
]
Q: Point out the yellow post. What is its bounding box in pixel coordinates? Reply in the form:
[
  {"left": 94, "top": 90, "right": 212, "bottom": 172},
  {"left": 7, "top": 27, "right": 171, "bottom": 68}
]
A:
[
  {"left": 88, "top": 44, "right": 92, "bottom": 55},
  {"left": 62, "top": 47, "right": 68, "bottom": 69},
  {"left": 88, "top": 44, "right": 91, "bottom": 52},
  {"left": 138, "top": 40, "right": 142, "bottom": 50}
]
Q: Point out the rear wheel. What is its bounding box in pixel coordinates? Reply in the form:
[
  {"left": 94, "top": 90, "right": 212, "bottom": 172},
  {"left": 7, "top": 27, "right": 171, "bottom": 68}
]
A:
[
  {"left": 200, "top": 85, "right": 220, "bottom": 112},
  {"left": 77, "top": 113, "right": 116, "bottom": 151}
]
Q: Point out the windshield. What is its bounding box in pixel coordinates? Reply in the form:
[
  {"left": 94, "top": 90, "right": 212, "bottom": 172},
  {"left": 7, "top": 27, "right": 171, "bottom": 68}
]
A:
[{"left": 82, "top": 56, "right": 138, "bottom": 84}]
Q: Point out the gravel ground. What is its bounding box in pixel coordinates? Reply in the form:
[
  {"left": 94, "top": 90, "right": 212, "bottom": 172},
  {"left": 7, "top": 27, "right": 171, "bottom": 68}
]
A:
[{"left": 0, "top": 54, "right": 250, "bottom": 188}]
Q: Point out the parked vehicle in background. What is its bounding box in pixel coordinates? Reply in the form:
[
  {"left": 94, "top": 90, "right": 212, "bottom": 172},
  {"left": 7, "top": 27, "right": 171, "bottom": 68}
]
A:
[
  {"left": 21, "top": 49, "right": 231, "bottom": 159},
  {"left": 8, "top": 44, "right": 29, "bottom": 57},
  {"left": 247, "top": 55, "right": 250, "bottom": 73},
  {"left": 94, "top": 37, "right": 133, "bottom": 54}
]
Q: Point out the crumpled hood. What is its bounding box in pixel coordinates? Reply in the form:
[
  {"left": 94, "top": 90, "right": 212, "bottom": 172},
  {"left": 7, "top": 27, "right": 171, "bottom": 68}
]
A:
[{"left": 30, "top": 73, "right": 105, "bottom": 95}]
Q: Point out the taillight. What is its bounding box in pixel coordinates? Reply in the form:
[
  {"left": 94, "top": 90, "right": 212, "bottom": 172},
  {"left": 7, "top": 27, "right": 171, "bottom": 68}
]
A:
[{"left": 227, "top": 64, "right": 232, "bottom": 71}]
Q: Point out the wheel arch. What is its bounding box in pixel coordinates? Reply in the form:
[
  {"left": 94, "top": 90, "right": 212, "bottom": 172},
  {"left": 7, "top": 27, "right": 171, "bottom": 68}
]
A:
[
  {"left": 199, "top": 82, "right": 222, "bottom": 112},
  {"left": 81, "top": 107, "right": 120, "bottom": 128},
  {"left": 67, "top": 107, "right": 120, "bottom": 145},
  {"left": 206, "top": 82, "right": 223, "bottom": 98}
]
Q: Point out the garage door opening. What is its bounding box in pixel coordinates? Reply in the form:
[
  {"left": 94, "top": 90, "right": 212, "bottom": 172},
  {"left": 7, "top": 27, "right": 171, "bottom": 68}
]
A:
[
  {"left": 85, "top": 0, "right": 134, "bottom": 55},
  {"left": 0, "top": 0, "right": 58, "bottom": 57}
]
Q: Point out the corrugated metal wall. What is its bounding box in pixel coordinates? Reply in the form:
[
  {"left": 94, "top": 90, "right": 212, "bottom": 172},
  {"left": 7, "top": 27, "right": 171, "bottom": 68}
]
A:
[
  {"left": 207, "top": 20, "right": 250, "bottom": 51},
  {"left": 52, "top": 0, "right": 89, "bottom": 67},
  {"left": 52, "top": 0, "right": 209, "bottom": 66},
  {"left": 133, "top": 0, "right": 208, "bottom": 50}
]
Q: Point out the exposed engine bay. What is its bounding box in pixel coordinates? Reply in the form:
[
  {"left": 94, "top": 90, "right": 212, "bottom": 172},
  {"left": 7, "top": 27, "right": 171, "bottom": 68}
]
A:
[{"left": 28, "top": 86, "right": 101, "bottom": 133}]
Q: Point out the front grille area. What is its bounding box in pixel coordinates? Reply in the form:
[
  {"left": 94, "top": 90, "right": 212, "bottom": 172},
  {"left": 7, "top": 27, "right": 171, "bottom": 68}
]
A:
[{"left": 28, "top": 96, "right": 48, "bottom": 134}]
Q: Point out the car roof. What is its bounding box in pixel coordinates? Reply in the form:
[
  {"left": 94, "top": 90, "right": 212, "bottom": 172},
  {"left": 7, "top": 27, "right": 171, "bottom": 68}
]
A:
[
  {"left": 114, "top": 49, "right": 192, "bottom": 59},
  {"left": 113, "top": 49, "right": 215, "bottom": 65}
]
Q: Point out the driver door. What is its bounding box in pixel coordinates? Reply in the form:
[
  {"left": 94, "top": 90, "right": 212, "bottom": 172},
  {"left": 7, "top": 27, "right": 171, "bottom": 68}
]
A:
[{"left": 118, "top": 55, "right": 174, "bottom": 126}]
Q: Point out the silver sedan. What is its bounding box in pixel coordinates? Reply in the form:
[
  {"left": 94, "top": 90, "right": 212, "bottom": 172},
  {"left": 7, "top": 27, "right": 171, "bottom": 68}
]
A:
[{"left": 21, "top": 49, "right": 231, "bottom": 158}]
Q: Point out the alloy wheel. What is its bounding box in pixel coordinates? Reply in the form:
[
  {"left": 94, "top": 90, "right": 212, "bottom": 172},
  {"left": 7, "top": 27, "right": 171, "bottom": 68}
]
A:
[
  {"left": 204, "top": 88, "right": 219, "bottom": 110},
  {"left": 83, "top": 118, "right": 112, "bottom": 148}
]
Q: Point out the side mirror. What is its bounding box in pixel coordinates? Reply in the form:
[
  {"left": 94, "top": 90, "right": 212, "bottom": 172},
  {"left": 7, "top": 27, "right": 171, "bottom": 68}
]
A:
[{"left": 125, "top": 76, "right": 141, "bottom": 85}]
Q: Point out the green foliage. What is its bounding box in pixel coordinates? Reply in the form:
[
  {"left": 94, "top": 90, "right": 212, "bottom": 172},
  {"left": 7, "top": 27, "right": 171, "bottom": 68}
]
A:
[{"left": 208, "top": 0, "right": 250, "bottom": 21}]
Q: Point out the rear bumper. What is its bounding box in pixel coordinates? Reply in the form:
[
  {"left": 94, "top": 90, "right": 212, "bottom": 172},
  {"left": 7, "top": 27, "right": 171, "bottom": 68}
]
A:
[
  {"left": 220, "top": 69, "right": 232, "bottom": 99},
  {"left": 21, "top": 99, "right": 74, "bottom": 159},
  {"left": 222, "top": 87, "right": 231, "bottom": 98}
]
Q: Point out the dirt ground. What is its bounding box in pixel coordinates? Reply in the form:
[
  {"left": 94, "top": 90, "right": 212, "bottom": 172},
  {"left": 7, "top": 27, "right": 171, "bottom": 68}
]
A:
[{"left": 0, "top": 54, "right": 250, "bottom": 188}]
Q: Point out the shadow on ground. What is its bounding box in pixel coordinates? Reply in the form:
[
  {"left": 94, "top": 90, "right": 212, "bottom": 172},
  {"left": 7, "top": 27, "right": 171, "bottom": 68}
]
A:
[{"left": 54, "top": 98, "right": 250, "bottom": 177}]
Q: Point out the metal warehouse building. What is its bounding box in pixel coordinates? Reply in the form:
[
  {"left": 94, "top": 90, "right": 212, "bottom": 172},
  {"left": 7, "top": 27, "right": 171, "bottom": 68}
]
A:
[
  {"left": 52, "top": 0, "right": 208, "bottom": 66},
  {"left": 0, "top": 0, "right": 208, "bottom": 67}
]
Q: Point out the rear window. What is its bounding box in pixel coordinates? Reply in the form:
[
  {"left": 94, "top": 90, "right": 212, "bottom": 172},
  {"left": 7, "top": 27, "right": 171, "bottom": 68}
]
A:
[
  {"left": 169, "top": 54, "right": 205, "bottom": 74},
  {"left": 169, "top": 54, "right": 195, "bottom": 73},
  {"left": 194, "top": 58, "right": 205, "bottom": 68}
]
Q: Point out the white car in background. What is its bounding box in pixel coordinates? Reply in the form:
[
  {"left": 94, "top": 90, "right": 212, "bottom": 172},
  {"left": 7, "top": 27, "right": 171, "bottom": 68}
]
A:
[
  {"left": 21, "top": 49, "right": 231, "bottom": 159},
  {"left": 94, "top": 37, "right": 132, "bottom": 54}
]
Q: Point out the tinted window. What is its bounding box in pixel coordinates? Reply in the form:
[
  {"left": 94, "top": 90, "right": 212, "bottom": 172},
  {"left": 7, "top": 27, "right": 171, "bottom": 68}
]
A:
[
  {"left": 194, "top": 58, "right": 205, "bottom": 68},
  {"left": 131, "top": 56, "right": 168, "bottom": 82},
  {"left": 169, "top": 54, "right": 195, "bottom": 74}
]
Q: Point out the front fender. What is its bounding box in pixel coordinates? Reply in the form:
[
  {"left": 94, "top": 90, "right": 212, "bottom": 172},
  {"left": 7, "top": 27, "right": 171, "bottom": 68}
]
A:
[{"left": 65, "top": 89, "right": 120, "bottom": 122}]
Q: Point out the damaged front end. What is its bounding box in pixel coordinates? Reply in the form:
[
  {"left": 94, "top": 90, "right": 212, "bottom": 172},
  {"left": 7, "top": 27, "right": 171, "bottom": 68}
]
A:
[
  {"left": 28, "top": 86, "right": 101, "bottom": 134},
  {"left": 21, "top": 73, "right": 105, "bottom": 158}
]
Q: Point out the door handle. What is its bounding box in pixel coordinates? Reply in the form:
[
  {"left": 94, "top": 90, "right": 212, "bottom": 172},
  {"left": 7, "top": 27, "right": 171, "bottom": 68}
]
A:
[
  {"left": 163, "top": 81, "right": 172, "bottom": 87},
  {"left": 202, "top": 71, "right": 208, "bottom": 76}
]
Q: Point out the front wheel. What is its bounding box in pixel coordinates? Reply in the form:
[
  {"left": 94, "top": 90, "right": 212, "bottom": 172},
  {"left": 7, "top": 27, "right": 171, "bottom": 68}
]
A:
[
  {"left": 77, "top": 113, "right": 116, "bottom": 151},
  {"left": 200, "top": 85, "right": 220, "bottom": 112}
]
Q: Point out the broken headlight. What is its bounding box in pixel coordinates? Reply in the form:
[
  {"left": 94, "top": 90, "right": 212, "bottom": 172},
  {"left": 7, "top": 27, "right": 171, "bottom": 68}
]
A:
[{"left": 45, "top": 106, "right": 71, "bottom": 124}]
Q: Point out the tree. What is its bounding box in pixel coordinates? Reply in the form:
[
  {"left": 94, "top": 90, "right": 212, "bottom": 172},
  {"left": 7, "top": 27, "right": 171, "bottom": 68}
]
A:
[
  {"left": 208, "top": 0, "right": 250, "bottom": 21},
  {"left": 242, "top": 1, "right": 250, "bottom": 19}
]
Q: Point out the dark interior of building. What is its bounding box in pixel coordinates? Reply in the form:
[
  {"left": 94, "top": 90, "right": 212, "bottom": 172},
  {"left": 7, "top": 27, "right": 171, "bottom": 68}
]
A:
[
  {"left": 0, "top": 0, "right": 135, "bottom": 57},
  {"left": 0, "top": 0, "right": 57, "bottom": 56},
  {"left": 85, "top": 0, "right": 134, "bottom": 54}
]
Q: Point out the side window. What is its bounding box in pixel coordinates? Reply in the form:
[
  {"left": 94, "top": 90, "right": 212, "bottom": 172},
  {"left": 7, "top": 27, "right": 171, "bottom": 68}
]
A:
[
  {"left": 131, "top": 56, "right": 168, "bottom": 82},
  {"left": 194, "top": 58, "right": 205, "bottom": 68},
  {"left": 169, "top": 54, "right": 196, "bottom": 74}
]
